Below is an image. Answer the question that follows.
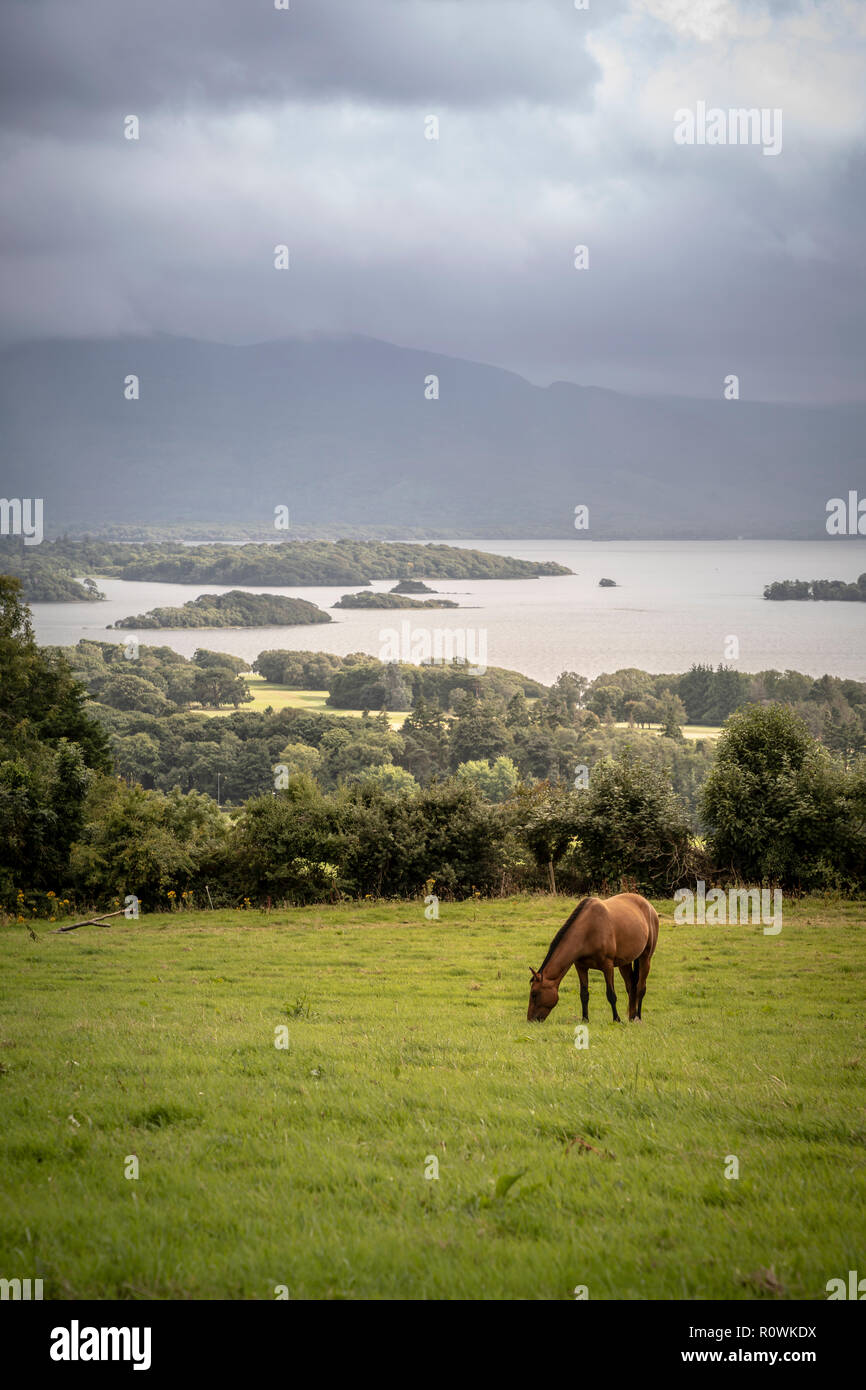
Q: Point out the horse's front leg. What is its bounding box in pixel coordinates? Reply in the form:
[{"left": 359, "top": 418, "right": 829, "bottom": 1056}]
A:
[
  {"left": 575, "top": 963, "right": 590, "bottom": 1022},
  {"left": 602, "top": 960, "right": 622, "bottom": 1023}
]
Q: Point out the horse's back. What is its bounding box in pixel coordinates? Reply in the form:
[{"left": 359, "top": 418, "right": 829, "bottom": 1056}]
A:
[{"left": 605, "top": 892, "right": 658, "bottom": 963}]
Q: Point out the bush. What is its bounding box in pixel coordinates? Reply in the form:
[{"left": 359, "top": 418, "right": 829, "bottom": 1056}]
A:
[
  {"left": 700, "top": 704, "right": 848, "bottom": 888},
  {"left": 568, "top": 751, "right": 693, "bottom": 893},
  {"left": 69, "top": 779, "right": 231, "bottom": 906}
]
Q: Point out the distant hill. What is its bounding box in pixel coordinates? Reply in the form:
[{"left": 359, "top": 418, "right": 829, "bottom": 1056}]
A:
[{"left": 1, "top": 334, "right": 862, "bottom": 538}]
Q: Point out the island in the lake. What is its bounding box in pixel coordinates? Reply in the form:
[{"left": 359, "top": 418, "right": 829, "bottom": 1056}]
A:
[
  {"left": 333, "top": 592, "right": 459, "bottom": 610},
  {"left": 390, "top": 579, "right": 438, "bottom": 594},
  {"left": 764, "top": 574, "right": 866, "bottom": 601},
  {"left": 111, "top": 591, "right": 332, "bottom": 629}
]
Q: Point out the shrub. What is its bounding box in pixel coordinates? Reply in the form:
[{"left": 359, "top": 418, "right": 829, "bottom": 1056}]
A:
[{"left": 700, "top": 704, "right": 848, "bottom": 888}]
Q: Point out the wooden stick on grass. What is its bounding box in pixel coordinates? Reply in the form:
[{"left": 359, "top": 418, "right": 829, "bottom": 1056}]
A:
[{"left": 54, "top": 909, "right": 125, "bottom": 934}]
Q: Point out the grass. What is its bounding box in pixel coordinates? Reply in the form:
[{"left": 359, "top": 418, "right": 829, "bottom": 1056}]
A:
[
  {"left": 0, "top": 895, "right": 864, "bottom": 1300},
  {"left": 200, "top": 676, "right": 411, "bottom": 728},
  {"left": 613, "top": 721, "right": 721, "bottom": 741}
]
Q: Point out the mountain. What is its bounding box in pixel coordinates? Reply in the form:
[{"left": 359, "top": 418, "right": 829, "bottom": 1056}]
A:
[{"left": 1, "top": 334, "right": 862, "bottom": 538}]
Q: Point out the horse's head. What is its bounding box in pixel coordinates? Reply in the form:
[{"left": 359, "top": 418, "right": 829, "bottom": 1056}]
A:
[{"left": 527, "top": 968, "right": 559, "bottom": 1021}]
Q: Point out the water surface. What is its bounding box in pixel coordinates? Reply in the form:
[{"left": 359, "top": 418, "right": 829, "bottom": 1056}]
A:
[{"left": 28, "top": 539, "right": 866, "bottom": 684}]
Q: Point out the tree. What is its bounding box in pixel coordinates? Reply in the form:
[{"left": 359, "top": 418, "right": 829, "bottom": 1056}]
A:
[
  {"left": 233, "top": 777, "right": 344, "bottom": 900},
  {"left": 659, "top": 692, "right": 687, "bottom": 740},
  {"left": 162, "top": 667, "right": 197, "bottom": 707},
  {"left": 456, "top": 755, "right": 520, "bottom": 803},
  {"left": 0, "top": 577, "right": 109, "bottom": 894},
  {"left": 703, "top": 666, "right": 750, "bottom": 723},
  {"left": 318, "top": 726, "right": 399, "bottom": 787},
  {"left": 448, "top": 700, "right": 512, "bottom": 768},
  {"left": 397, "top": 698, "right": 449, "bottom": 782},
  {"left": 278, "top": 742, "right": 323, "bottom": 782},
  {"left": 822, "top": 707, "right": 866, "bottom": 769},
  {"left": 519, "top": 783, "right": 583, "bottom": 892},
  {"left": 192, "top": 667, "right": 251, "bottom": 709},
  {"left": 505, "top": 692, "right": 531, "bottom": 728},
  {"left": 552, "top": 672, "right": 589, "bottom": 712},
  {"left": 101, "top": 672, "right": 172, "bottom": 715},
  {"left": 678, "top": 664, "right": 748, "bottom": 724},
  {"left": 677, "top": 664, "right": 715, "bottom": 723},
  {"left": 346, "top": 763, "right": 418, "bottom": 796},
  {"left": 112, "top": 731, "right": 162, "bottom": 787},
  {"left": 700, "top": 704, "right": 847, "bottom": 886},
  {"left": 0, "top": 577, "right": 109, "bottom": 770},
  {"left": 569, "top": 752, "right": 692, "bottom": 893},
  {"left": 587, "top": 684, "right": 623, "bottom": 721},
  {"left": 193, "top": 649, "right": 250, "bottom": 673}
]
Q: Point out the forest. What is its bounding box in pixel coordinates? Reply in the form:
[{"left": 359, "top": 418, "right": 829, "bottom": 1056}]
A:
[{"left": 3, "top": 574, "right": 865, "bottom": 914}]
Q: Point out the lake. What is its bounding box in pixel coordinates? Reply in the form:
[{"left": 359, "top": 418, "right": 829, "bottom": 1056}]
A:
[{"left": 28, "top": 539, "right": 866, "bottom": 685}]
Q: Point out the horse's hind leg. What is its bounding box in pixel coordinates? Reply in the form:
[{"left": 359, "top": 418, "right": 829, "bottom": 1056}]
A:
[
  {"left": 635, "top": 953, "right": 652, "bottom": 1020},
  {"left": 619, "top": 963, "right": 637, "bottom": 1021},
  {"left": 575, "top": 964, "right": 590, "bottom": 1022},
  {"left": 602, "top": 960, "right": 622, "bottom": 1023}
]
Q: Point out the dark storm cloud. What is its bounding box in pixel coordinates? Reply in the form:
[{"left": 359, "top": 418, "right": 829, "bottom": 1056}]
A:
[
  {"left": 0, "top": 0, "right": 605, "bottom": 130},
  {"left": 0, "top": 0, "right": 863, "bottom": 402}
]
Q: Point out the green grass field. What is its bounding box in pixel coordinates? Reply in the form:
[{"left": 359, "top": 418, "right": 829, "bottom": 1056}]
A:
[
  {"left": 200, "top": 677, "right": 411, "bottom": 728},
  {"left": 613, "top": 721, "right": 721, "bottom": 741},
  {"left": 1, "top": 896, "right": 864, "bottom": 1300}
]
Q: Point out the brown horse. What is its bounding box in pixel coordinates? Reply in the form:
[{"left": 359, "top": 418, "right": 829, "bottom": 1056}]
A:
[{"left": 527, "top": 893, "right": 659, "bottom": 1023}]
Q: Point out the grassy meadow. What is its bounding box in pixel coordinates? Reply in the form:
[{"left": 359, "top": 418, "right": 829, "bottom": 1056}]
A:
[
  {"left": 200, "top": 676, "right": 411, "bottom": 728},
  {"left": 612, "top": 720, "right": 722, "bottom": 741},
  {"left": 0, "top": 895, "right": 864, "bottom": 1300}
]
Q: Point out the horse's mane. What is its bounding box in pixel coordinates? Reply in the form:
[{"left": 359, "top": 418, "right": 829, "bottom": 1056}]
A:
[{"left": 539, "top": 897, "right": 592, "bottom": 972}]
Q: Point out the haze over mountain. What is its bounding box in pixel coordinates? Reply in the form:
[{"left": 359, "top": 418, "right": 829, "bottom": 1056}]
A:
[{"left": 2, "top": 334, "right": 862, "bottom": 539}]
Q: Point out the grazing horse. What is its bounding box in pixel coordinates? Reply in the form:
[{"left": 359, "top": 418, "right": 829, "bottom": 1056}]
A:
[{"left": 527, "top": 893, "right": 659, "bottom": 1024}]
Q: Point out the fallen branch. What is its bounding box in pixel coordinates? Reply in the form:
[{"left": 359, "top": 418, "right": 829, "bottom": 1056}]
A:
[{"left": 54, "top": 909, "right": 125, "bottom": 934}]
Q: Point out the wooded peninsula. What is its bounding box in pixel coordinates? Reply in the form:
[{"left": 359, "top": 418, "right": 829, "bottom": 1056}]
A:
[{"left": 0, "top": 538, "right": 571, "bottom": 602}]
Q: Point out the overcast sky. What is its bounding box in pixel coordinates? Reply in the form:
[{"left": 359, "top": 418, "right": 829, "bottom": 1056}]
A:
[{"left": 0, "top": 0, "right": 863, "bottom": 401}]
